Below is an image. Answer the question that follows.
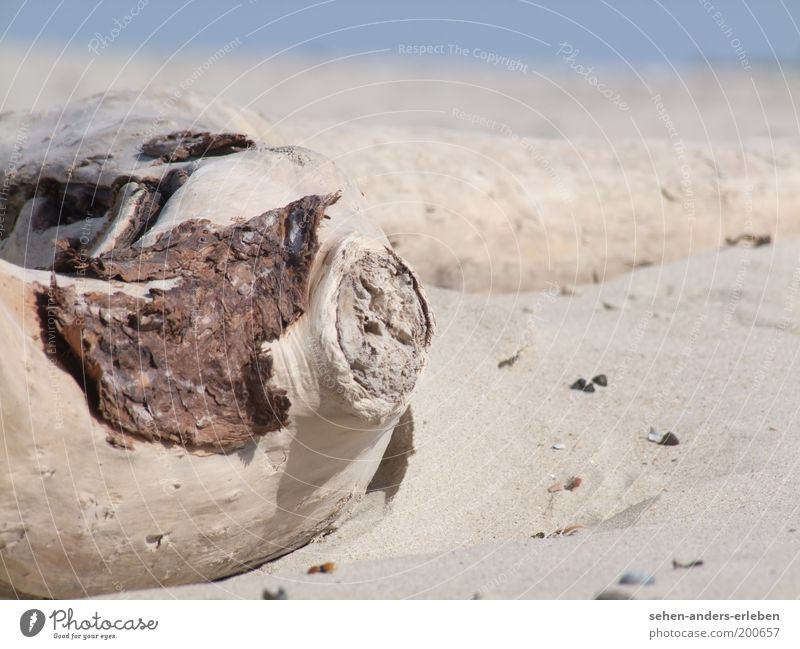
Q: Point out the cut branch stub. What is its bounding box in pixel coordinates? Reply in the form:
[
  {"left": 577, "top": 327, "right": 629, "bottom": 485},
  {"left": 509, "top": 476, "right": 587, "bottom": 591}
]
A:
[{"left": 47, "top": 192, "right": 341, "bottom": 451}]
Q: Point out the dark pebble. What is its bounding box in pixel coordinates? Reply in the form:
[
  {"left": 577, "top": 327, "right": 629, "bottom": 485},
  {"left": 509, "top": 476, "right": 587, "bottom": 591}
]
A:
[
  {"left": 262, "top": 587, "right": 288, "bottom": 600},
  {"left": 672, "top": 559, "right": 703, "bottom": 569},
  {"left": 583, "top": 382, "right": 595, "bottom": 393},
  {"left": 592, "top": 374, "right": 608, "bottom": 387},
  {"left": 570, "top": 378, "right": 587, "bottom": 390},
  {"left": 619, "top": 571, "right": 655, "bottom": 586},
  {"left": 596, "top": 590, "right": 634, "bottom": 600},
  {"left": 659, "top": 432, "right": 680, "bottom": 446}
]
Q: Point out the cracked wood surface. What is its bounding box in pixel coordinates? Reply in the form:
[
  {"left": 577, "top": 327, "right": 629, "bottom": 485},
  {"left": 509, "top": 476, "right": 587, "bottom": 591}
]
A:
[{"left": 48, "top": 193, "right": 340, "bottom": 451}]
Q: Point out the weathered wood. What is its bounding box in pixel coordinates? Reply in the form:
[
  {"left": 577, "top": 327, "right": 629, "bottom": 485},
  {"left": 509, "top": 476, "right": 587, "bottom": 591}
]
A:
[{"left": 0, "top": 91, "right": 434, "bottom": 598}]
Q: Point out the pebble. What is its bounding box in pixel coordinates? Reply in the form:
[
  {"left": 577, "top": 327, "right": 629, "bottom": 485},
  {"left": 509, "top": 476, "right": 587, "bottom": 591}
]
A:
[
  {"left": 262, "top": 587, "right": 288, "bottom": 600},
  {"left": 308, "top": 561, "right": 337, "bottom": 574},
  {"left": 646, "top": 427, "right": 661, "bottom": 443},
  {"left": 552, "top": 443, "right": 566, "bottom": 450},
  {"left": 571, "top": 376, "right": 607, "bottom": 391},
  {"left": 725, "top": 233, "right": 771, "bottom": 248},
  {"left": 647, "top": 427, "right": 680, "bottom": 446},
  {"left": 547, "top": 482, "right": 563, "bottom": 493},
  {"left": 659, "top": 432, "right": 680, "bottom": 446},
  {"left": 596, "top": 590, "right": 634, "bottom": 600},
  {"left": 619, "top": 571, "right": 655, "bottom": 586},
  {"left": 565, "top": 476, "right": 582, "bottom": 491},
  {"left": 672, "top": 559, "right": 704, "bottom": 569}
]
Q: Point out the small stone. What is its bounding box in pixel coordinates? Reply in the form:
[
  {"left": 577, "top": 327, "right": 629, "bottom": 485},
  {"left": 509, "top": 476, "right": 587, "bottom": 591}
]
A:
[
  {"left": 592, "top": 374, "right": 608, "bottom": 387},
  {"left": 552, "top": 443, "right": 566, "bottom": 450},
  {"left": 262, "top": 587, "right": 288, "bottom": 600},
  {"left": 619, "top": 570, "right": 655, "bottom": 586},
  {"left": 583, "top": 383, "right": 595, "bottom": 393},
  {"left": 565, "top": 476, "right": 582, "bottom": 491},
  {"left": 647, "top": 427, "right": 679, "bottom": 445},
  {"left": 320, "top": 561, "right": 337, "bottom": 573},
  {"left": 547, "top": 482, "right": 563, "bottom": 493},
  {"left": 596, "top": 590, "right": 634, "bottom": 600},
  {"left": 570, "top": 378, "right": 587, "bottom": 390},
  {"left": 672, "top": 559, "right": 703, "bottom": 569},
  {"left": 659, "top": 432, "right": 680, "bottom": 446}
]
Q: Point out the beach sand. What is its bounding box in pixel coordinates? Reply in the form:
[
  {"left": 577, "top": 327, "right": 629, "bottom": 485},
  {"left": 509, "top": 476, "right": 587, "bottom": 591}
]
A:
[
  {"left": 109, "top": 240, "right": 800, "bottom": 599},
  {"left": 2, "top": 50, "right": 798, "bottom": 599}
]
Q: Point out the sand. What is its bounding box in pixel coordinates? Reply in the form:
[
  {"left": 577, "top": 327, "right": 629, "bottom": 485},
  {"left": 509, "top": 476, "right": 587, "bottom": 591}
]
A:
[
  {"left": 5, "top": 48, "right": 799, "bottom": 294},
  {"left": 110, "top": 240, "right": 800, "bottom": 599},
  {"left": 288, "top": 129, "right": 800, "bottom": 293},
  {"left": 2, "top": 50, "right": 799, "bottom": 599}
]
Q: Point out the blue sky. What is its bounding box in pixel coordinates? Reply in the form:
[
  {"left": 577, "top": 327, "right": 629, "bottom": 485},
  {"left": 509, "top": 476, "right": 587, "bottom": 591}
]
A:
[{"left": 1, "top": 0, "right": 798, "bottom": 67}]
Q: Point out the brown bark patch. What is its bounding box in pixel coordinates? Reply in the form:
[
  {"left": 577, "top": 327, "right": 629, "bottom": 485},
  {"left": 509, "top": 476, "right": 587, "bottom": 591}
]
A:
[
  {"left": 141, "top": 130, "right": 256, "bottom": 163},
  {"left": 45, "top": 192, "right": 340, "bottom": 452}
]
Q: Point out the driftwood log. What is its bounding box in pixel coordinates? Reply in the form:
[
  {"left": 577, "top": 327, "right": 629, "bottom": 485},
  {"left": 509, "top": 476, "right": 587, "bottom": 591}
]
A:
[{"left": 0, "top": 91, "right": 433, "bottom": 597}]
